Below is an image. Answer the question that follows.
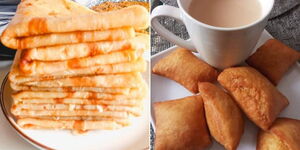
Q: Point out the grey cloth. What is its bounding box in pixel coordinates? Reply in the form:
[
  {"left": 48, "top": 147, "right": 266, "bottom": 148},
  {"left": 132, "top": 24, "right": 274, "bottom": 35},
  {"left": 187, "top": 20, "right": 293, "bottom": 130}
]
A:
[
  {"left": 151, "top": 0, "right": 300, "bottom": 54},
  {"left": 150, "top": 0, "right": 300, "bottom": 149},
  {"left": 151, "top": 18, "right": 188, "bottom": 55},
  {"left": 267, "top": 3, "right": 300, "bottom": 51},
  {"left": 269, "top": 0, "right": 299, "bottom": 19}
]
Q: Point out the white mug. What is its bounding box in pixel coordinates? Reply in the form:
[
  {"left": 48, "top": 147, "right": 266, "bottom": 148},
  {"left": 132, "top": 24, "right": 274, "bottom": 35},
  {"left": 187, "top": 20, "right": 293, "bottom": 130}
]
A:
[{"left": 151, "top": 0, "right": 274, "bottom": 69}]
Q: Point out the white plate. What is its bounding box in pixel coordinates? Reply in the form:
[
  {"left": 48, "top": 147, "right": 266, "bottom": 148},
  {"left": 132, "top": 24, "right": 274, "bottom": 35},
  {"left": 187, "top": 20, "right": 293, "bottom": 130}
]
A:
[
  {"left": 151, "top": 30, "right": 300, "bottom": 150},
  {"left": 0, "top": 1, "right": 150, "bottom": 149},
  {"left": 0, "top": 68, "right": 150, "bottom": 150}
]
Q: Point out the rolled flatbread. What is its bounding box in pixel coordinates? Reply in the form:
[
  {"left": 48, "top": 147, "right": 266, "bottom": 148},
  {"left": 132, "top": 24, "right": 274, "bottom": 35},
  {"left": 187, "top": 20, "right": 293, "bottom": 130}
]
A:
[
  {"left": 1, "top": 0, "right": 149, "bottom": 49},
  {"left": 17, "top": 118, "right": 126, "bottom": 131},
  {"left": 15, "top": 27, "right": 135, "bottom": 50},
  {"left": 17, "top": 116, "right": 131, "bottom": 126},
  {"left": 10, "top": 83, "right": 132, "bottom": 94},
  {"left": 12, "top": 87, "right": 146, "bottom": 101},
  {"left": 14, "top": 98, "right": 143, "bottom": 106},
  {"left": 17, "top": 72, "right": 144, "bottom": 88},
  {"left": 9, "top": 50, "right": 146, "bottom": 82},
  {"left": 21, "top": 34, "right": 149, "bottom": 61},
  {"left": 12, "top": 104, "right": 143, "bottom": 116},
  {"left": 12, "top": 109, "right": 132, "bottom": 118},
  {"left": 19, "top": 49, "right": 143, "bottom": 74}
]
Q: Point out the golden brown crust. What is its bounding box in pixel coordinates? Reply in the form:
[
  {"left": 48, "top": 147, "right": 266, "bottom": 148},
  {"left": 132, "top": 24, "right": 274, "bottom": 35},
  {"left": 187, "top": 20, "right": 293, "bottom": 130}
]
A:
[
  {"left": 217, "top": 67, "right": 289, "bottom": 130},
  {"left": 270, "top": 118, "right": 300, "bottom": 150},
  {"left": 20, "top": 33, "right": 147, "bottom": 61},
  {"left": 154, "top": 95, "right": 211, "bottom": 150},
  {"left": 91, "top": 2, "right": 149, "bottom": 34},
  {"left": 198, "top": 82, "right": 244, "bottom": 150},
  {"left": 16, "top": 27, "right": 135, "bottom": 50},
  {"left": 12, "top": 105, "right": 142, "bottom": 117},
  {"left": 152, "top": 48, "right": 218, "bottom": 93},
  {"left": 257, "top": 129, "right": 289, "bottom": 150},
  {"left": 246, "top": 39, "right": 300, "bottom": 85},
  {"left": 16, "top": 73, "right": 144, "bottom": 88},
  {"left": 19, "top": 49, "right": 143, "bottom": 74},
  {"left": 10, "top": 49, "right": 146, "bottom": 81},
  {"left": 257, "top": 118, "right": 300, "bottom": 150},
  {"left": 91, "top": 1, "right": 149, "bottom": 12},
  {"left": 12, "top": 87, "right": 145, "bottom": 101},
  {"left": 12, "top": 98, "right": 143, "bottom": 106},
  {"left": 5, "top": 0, "right": 149, "bottom": 133},
  {"left": 10, "top": 83, "right": 132, "bottom": 94},
  {"left": 17, "top": 118, "right": 124, "bottom": 131}
]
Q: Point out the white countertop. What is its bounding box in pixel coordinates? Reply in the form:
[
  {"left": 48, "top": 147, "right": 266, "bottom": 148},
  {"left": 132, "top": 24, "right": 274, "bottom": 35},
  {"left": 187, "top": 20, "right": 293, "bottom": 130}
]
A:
[{"left": 0, "top": 61, "right": 37, "bottom": 150}]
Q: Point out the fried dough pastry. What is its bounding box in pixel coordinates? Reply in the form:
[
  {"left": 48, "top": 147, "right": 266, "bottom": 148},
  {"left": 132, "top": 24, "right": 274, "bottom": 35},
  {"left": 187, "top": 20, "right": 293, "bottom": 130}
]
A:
[
  {"left": 257, "top": 130, "right": 289, "bottom": 150},
  {"left": 218, "top": 67, "right": 289, "bottom": 130},
  {"left": 152, "top": 48, "right": 218, "bottom": 93},
  {"left": 154, "top": 95, "right": 211, "bottom": 150},
  {"left": 246, "top": 39, "right": 300, "bottom": 85},
  {"left": 198, "top": 82, "right": 244, "bottom": 150},
  {"left": 257, "top": 118, "right": 300, "bottom": 150}
]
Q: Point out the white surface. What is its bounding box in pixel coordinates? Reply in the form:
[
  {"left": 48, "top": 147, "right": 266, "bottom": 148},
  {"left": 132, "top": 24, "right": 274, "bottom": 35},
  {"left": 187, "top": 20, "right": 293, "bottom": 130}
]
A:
[
  {"left": 73, "top": 0, "right": 91, "bottom": 6},
  {"left": 151, "top": 30, "right": 300, "bottom": 150},
  {"left": 0, "top": 61, "right": 36, "bottom": 150},
  {"left": 151, "top": 0, "right": 274, "bottom": 69},
  {"left": 0, "top": 62, "right": 150, "bottom": 150}
]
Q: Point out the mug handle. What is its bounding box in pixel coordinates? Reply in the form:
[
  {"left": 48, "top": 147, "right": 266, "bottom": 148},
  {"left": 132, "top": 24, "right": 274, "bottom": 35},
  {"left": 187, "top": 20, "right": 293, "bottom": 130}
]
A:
[{"left": 151, "top": 5, "right": 196, "bottom": 52}]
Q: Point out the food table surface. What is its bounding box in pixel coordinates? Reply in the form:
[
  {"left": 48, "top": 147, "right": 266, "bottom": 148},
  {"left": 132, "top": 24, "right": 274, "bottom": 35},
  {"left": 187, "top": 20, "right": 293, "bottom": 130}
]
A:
[
  {"left": 0, "top": 0, "right": 299, "bottom": 149},
  {"left": 150, "top": 0, "right": 300, "bottom": 149},
  {"left": 0, "top": 62, "right": 36, "bottom": 150},
  {"left": 0, "top": 0, "right": 149, "bottom": 149}
]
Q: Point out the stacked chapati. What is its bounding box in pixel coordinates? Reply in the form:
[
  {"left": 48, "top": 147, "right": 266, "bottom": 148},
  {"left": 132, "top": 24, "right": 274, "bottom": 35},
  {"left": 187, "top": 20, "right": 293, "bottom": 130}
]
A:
[{"left": 1, "top": 0, "right": 149, "bottom": 133}]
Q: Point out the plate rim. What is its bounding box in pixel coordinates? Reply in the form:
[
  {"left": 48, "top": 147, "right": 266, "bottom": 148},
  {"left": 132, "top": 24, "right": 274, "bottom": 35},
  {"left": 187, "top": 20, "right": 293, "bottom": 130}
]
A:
[
  {"left": 150, "top": 32, "right": 300, "bottom": 150},
  {"left": 150, "top": 45, "right": 178, "bottom": 131},
  {"left": 0, "top": 73, "right": 54, "bottom": 150},
  {"left": 0, "top": 72, "right": 150, "bottom": 150}
]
